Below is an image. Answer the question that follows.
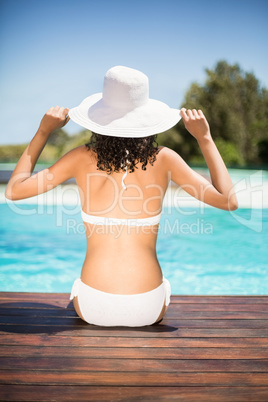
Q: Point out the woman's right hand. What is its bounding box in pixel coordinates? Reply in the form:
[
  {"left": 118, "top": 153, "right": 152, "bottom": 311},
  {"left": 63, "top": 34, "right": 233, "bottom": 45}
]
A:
[
  {"left": 180, "top": 108, "right": 212, "bottom": 142},
  {"left": 38, "top": 106, "right": 70, "bottom": 136}
]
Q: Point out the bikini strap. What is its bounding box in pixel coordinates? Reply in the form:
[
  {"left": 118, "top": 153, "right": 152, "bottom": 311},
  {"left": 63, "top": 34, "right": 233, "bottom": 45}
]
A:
[
  {"left": 121, "top": 166, "right": 128, "bottom": 190},
  {"left": 121, "top": 149, "right": 130, "bottom": 190}
]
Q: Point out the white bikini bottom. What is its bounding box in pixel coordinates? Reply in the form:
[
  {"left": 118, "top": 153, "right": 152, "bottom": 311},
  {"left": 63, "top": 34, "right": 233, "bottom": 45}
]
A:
[{"left": 70, "top": 277, "right": 171, "bottom": 327}]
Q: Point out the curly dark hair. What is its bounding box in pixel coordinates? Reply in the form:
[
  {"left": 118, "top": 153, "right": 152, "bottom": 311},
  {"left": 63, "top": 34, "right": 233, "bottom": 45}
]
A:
[{"left": 86, "top": 133, "right": 159, "bottom": 174}]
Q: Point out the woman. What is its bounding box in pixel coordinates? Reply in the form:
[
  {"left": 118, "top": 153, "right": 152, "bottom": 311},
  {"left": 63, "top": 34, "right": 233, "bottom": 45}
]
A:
[{"left": 5, "top": 66, "right": 238, "bottom": 327}]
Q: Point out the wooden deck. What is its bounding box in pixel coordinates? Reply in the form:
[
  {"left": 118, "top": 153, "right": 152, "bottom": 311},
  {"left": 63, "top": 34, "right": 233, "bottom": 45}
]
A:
[{"left": 0, "top": 292, "right": 268, "bottom": 401}]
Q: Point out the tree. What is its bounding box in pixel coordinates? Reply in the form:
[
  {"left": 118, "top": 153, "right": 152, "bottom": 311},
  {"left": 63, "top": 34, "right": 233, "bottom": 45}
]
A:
[
  {"left": 177, "top": 61, "right": 268, "bottom": 166},
  {"left": 47, "top": 128, "right": 69, "bottom": 147},
  {"left": 46, "top": 128, "right": 70, "bottom": 158}
]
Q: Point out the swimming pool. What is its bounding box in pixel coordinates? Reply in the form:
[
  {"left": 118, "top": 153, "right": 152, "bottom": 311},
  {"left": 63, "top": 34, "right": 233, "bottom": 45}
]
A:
[{"left": 1, "top": 203, "right": 267, "bottom": 295}]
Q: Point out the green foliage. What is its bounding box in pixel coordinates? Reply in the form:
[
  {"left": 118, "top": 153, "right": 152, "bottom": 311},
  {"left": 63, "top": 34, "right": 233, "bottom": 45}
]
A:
[
  {"left": 180, "top": 60, "right": 268, "bottom": 166},
  {"left": 0, "top": 144, "right": 28, "bottom": 162},
  {"left": 46, "top": 128, "right": 70, "bottom": 159},
  {"left": 38, "top": 144, "right": 60, "bottom": 162},
  {"left": 157, "top": 126, "right": 183, "bottom": 154},
  {"left": 0, "top": 143, "right": 59, "bottom": 163},
  {"left": 213, "top": 138, "right": 245, "bottom": 166},
  {"left": 257, "top": 138, "right": 268, "bottom": 164},
  {"left": 47, "top": 128, "right": 69, "bottom": 147},
  {"left": 0, "top": 130, "right": 92, "bottom": 163},
  {"left": 60, "top": 130, "right": 92, "bottom": 155}
]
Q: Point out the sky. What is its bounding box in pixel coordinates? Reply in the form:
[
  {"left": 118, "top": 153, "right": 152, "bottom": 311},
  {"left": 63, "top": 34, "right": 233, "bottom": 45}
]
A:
[{"left": 0, "top": 0, "right": 267, "bottom": 144}]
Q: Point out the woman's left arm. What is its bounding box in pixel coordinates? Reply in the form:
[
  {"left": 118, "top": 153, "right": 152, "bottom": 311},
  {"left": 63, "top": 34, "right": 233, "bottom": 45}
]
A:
[{"left": 5, "top": 106, "right": 81, "bottom": 201}]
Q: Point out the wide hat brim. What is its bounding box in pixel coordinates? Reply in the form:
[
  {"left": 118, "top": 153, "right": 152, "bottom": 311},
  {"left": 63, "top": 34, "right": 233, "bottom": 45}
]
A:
[{"left": 69, "top": 93, "right": 181, "bottom": 138}]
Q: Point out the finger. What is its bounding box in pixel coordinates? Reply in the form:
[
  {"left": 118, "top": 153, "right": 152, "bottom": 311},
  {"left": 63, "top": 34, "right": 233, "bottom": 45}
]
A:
[
  {"left": 59, "top": 106, "right": 65, "bottom": 117},
  {"left": 187, "top": 109, "right": 194, "bottom": 119},
  {"left": 180, "top": 108, "right": 188, "bottom": 120},
  {"left": 192, "top": 109, "right": 199, "bottom": 118},
  {"left": 198, "top": 109, "right": 204, "bottom": 117}
]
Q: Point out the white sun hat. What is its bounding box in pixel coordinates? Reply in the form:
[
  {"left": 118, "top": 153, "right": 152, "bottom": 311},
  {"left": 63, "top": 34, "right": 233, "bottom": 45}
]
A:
[{"left": 69, "top": 66, "right": 181, "bottom": 138}]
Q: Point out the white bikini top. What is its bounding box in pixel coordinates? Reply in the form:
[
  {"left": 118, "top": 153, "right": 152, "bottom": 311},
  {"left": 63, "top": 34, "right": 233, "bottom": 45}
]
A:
[{"left": 81, "top": 210, "right": 162, "bottom": 226}]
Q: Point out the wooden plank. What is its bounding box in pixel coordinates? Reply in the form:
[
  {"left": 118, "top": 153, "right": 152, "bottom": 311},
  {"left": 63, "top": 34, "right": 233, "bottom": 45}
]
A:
[
  {"left": 171, "top": 296, "right": 268, "bottom": 304},
  {"left": 1, "top": 333, "right": 268, "bottom": 348},
  {"left": 165, "top": 311, "right": 268, "bottom": 319},
  {"left": 1, "top": 385, "right": 268, "bottom": 402},
  {"left": 1, "top": 316, "right": 268, "bottom": 328},
  {"left": 1, "top": 325, "right": 268, "bottom": 337},
  {"left": 168, "top": 304, "right": 268, "bottom": 312},
  {"left": 2, "top": 300, "right": 268, "bottom": 311},
  {"left": 0, "top": 292, "right": 69, "bottom": 301},
  {"left": 1, "top": 371, "right": 268, "bottom": 387},
  {"left": 0, "top": 308, "right": 76, "bottom": 317},
  {"left": 1, "top": 357, "right": 268, "bottom": 372},
  {"left": 1, "top": 345, "right": 268, "bottom": 359},
  {"left": 1, "top": 308, "right": 268, "bottom": 319},
  {"left": 1, "top": 293, "right": 268, "bottom": 303},
  {"left": 0, "top": 301, "right": 73, "bottom": 309}
]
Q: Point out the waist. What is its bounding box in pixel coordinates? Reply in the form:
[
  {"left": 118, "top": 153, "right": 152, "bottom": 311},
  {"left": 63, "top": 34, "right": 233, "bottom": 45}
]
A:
[
  {"left": 81, "top": 210, "right": 162, "bottom": 226},
  {"left": 81, "top": 259, "right": 163, "bottom": 294}
]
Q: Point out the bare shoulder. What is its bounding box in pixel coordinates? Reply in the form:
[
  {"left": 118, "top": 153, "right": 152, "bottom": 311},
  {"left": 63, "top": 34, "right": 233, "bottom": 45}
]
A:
[
  {"left": 156, "top": 146, "right": 181, "bottom": 162},
  {"left": 64, "top": 145, "right": 95, "bottom": 162},
  {"left": 68, "top": 145, "right": 89, "bottom": 156},
  {"left": 156, "top": 146, "right": 191, "bottom": 179},
  {"left": 50, "top": 145, "right": 95, "bottom": 176}
]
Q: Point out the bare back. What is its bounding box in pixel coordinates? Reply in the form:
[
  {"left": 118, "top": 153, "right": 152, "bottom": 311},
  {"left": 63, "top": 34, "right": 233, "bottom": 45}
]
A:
[{"left": 75, "top": 146, "right": 169, "bottom": 294}]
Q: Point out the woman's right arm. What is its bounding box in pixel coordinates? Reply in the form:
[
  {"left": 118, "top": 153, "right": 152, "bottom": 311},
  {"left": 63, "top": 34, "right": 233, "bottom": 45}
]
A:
[{"left": 163, "top": 108, "right": 238, "bottom": 211}]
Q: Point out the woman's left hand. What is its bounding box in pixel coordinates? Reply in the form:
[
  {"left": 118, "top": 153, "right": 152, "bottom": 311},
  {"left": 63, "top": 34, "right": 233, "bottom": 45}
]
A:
[{"left": 38, "top": 106, "right": 70, "bottom": 136}]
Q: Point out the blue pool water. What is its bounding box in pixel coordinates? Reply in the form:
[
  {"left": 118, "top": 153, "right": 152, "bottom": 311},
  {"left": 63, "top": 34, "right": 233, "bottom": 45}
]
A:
[{"left": 1, "top": 203, "right": 267, "bottom": 295}]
